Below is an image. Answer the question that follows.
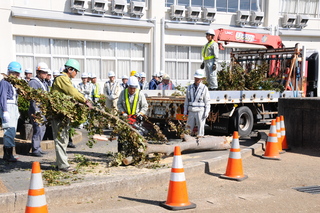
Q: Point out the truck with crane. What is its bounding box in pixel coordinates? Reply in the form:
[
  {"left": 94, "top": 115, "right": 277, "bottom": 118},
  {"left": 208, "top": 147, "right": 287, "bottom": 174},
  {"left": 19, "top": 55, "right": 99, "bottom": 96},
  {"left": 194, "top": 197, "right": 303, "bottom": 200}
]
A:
[{"left": 142, "top": 28, "right": 320, "bottom": 136}]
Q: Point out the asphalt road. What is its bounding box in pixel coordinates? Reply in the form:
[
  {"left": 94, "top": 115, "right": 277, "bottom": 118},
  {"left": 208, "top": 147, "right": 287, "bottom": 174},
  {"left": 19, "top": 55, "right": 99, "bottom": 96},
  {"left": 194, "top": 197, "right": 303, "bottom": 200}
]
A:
[{"left": 49, "top": 142, "right": 320, "bottom": 212}]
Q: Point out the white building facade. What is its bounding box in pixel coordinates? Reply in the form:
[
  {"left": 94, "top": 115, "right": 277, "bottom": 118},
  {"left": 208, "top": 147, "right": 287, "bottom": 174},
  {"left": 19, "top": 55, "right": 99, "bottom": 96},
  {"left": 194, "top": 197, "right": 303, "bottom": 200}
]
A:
[{"left": 1, "top": 0, "right": 320, "bottom": 86}]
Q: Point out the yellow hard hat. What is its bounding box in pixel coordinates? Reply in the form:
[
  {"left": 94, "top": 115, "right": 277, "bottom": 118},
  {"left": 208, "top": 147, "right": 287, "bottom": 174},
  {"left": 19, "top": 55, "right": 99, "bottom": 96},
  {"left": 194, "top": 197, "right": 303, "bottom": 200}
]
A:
[{"left": 130, "top": 70, "right": 137, "bottom": 76}]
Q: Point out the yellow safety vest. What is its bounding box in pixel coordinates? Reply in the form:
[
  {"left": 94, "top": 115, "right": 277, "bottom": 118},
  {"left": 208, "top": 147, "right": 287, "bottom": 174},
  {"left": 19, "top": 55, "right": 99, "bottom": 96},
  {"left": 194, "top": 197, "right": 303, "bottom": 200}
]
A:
[
  {"left": 202, "top": 40, "right": 216, "bottom": 60},
  {"left": 125, "top": 88, "right": 139, "bottom": 115}
]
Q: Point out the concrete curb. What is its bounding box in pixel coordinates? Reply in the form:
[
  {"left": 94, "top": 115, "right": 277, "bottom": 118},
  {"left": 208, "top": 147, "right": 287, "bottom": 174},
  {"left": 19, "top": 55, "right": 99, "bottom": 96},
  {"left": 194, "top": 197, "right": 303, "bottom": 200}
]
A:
[{"left": 0, "top": 132, "right": 267, "bottom": 212}]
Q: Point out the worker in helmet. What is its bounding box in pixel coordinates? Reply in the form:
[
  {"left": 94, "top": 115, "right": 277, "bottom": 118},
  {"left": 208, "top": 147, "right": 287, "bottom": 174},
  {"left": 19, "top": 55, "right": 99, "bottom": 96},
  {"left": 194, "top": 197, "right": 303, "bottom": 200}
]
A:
[
  {"left": 0, "top": 61, "right": 22, "bottom": 162},
  {"left": 201, "top": 29, "right": 219, "bottom": 90},
  {"left": 156, "top": 74, "right": 175, "bottom": 90},
  {"left": 149, "top": 72, "right": 160, "bottom": 90},
  {"left": 184, "top": 69, "right": 210, "bottom": 137},
  {"left": 90, "top": 73, "right": 101, "bottom": 104},
  {"left": 117, "top": 76, "right": 148, "bottom": 118},
  {"left": 104, "top": 71, "right": 121, "bottom": 112},
  {"left": 51, "top": 59, "right": 92, "bottom": 172},
  {"left": 45, "top": 70, "right": 53, "bottom": 87},
  {"left": 28, "top": 62, "right": 50, "bottom": 157},
  {"left": 24, "top": 68, "right": 33, "bottom": 82},
  {"left": 120, "top": 75, "right": 128, "bottom": 90},
  {"left": 77, "top": 73, "right": 93, "bottom": 101},
  {"left": 139, "top": 72, "right": 148, "bottom": 90}
]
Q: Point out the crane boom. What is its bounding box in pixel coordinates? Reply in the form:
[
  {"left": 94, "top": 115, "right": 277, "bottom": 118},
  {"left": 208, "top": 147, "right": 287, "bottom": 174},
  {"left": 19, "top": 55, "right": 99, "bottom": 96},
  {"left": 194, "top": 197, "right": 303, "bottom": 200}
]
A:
[{"left": 214, "top": 28, "right": 283, "bottom": 49}]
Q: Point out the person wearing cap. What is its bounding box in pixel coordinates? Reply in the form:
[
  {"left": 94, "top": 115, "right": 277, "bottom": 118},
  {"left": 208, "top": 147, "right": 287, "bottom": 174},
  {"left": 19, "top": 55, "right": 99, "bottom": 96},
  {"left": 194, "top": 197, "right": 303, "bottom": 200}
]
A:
[
  {"left": 45, "top": 70, "right": 53, "bottom": 87},
  {"left": 117, "top": 76, "right": 148, "bottom": 118},
  {"left": 24, "top": 68, "right": 33, "bottom": 82},
  {"left": 77, "top": 73, "right": 93, "bottom": 101},
  {"left": 90, "top": 73, "right": 101, "bottom": 104},
  {"left": 139, "top": 72, "right": 148, "bottom": 90},
  {"left": 184, "top": 69, "right": 210, "bottom": 137},
  {"left": 53, "top": 70, "right": 61, "bottom": 79},
  {"left": 156, "top": 74, "right": 175, "bottom": 90},
  {"left": 120, "top": 75, "right": 128, "bottom": 90},
  {"left": 201, "top": 29, "right": 219, "bottom": 90},
  {"left": 0, "top": 61, "right": 22, "bottom": 162},
  {"left": 28, "top": 62, "right": 50, "bottom": 157},
  {"left": 104, "top": 71, "right": 121, "bottom": 111},
  {"left": 149, "top": 72, "right": 160, "bottom": 90},
  {"left": 51, "top": 59, "right": 92, "bottom": 172}
]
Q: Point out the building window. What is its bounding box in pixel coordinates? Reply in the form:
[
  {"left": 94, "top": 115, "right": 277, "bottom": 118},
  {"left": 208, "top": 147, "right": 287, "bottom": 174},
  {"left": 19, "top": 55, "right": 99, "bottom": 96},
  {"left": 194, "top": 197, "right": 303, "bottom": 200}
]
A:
[
  {"left": 217, "top": 0, "right": 262, "bottom": 12},
  {"left": 15, "top": 36, "right": 145, "bottom": 80},
  {"left": 279, "top": 0, "right": 319, "bottom": 18}
]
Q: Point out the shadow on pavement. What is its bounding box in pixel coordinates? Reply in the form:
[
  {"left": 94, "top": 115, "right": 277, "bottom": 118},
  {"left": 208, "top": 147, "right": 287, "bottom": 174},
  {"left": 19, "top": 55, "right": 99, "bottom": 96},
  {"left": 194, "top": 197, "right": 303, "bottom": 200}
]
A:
[
  {"left": 118, "top": 196, "right": 160, "bottom": 206},
  {"left": 202, "top": 161, "right": 223, "bottom": 177}
]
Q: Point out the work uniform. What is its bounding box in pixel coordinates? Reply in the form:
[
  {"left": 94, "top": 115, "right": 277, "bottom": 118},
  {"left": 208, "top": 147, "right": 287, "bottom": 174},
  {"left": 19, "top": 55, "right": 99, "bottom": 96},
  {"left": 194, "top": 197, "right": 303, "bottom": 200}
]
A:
[
  {"left": 104, "top": 80, "right": 121, "bottom": 110},
  {"left": 117, "top": 88, "right": 148, "bottom": 116},
  {"left": 77, "top": 82, "right": 93, "bottom": 101},
  {"left": 51, "top": 72, "right": 86, "bottom": 170},
  {"left": 149, "top": 78, "right": 159, "bottom": 90},
  {"left": 202, "top": 40, "right": 219, "bottom": 89},
  {"left": 28, "top": 77, "right": 49, "bottom": 155},
  {"left": 156, "top": 81, "right": 175, "bottom": 90},
  {"left": 91, "top": 83, "right": 101, "bottom": 103},
  {"left": 0, "top": 80, "right": 20, "bottom": 148},
  {"left": 184, "top": 83, "right": 210, "bottom": 136},
  {"left": 140, "top": 81, "right": 149, "bottom": 90}
]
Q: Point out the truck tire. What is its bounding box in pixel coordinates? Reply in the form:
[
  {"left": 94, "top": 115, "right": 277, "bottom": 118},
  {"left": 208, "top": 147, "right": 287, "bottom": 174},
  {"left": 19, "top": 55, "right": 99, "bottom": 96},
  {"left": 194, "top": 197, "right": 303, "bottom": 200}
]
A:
[{"left": 232, "top": 106, "right": 254, "bottom": 136}]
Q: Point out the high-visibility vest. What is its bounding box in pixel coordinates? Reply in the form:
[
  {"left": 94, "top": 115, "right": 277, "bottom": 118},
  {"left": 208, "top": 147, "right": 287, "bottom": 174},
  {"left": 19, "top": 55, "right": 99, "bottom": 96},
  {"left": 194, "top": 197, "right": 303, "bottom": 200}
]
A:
[
  {"left": 202, "top": 40, "right": 216, "bottom": 60},
  {"left": 125, "top": 88, "right": 140, "bottom": 115}
]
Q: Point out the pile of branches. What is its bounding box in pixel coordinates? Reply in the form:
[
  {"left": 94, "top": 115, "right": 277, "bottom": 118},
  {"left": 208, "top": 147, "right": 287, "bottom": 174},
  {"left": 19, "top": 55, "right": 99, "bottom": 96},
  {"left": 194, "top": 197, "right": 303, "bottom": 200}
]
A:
[
  {"left": 5, "top": 75, "right": 186, "bottom": 166},
  {"left": 217, "top": 62, "right": 284, "bottom": 91}
]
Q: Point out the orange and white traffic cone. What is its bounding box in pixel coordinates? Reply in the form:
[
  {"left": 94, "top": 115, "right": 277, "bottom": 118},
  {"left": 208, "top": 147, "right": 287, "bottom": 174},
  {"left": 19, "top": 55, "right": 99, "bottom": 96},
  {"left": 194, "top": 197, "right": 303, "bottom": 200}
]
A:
[
  {"left": 261, "top": 119, "right": 281, "bottom": 160},
  {"left": 160, "top": 146, "right": 196, "bottom": 210},
  {"left": 276, "top": 116, "right": 285, "bottom": 154},
  {"left": 220, "top": 131, "right": 248, "bottom": 181},
  {"left": 280, "top": 115, "right": 290, "bottom": 150},
  {"left": 25, "top": 161, "right": 48, "bottom": 213}
]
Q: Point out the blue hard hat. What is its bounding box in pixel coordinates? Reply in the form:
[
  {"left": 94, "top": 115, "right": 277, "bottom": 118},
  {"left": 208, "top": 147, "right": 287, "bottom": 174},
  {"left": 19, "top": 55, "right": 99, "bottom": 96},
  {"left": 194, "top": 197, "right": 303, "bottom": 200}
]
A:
[{"left": 8, "top": 61, "right": 22, "bottom": 73}]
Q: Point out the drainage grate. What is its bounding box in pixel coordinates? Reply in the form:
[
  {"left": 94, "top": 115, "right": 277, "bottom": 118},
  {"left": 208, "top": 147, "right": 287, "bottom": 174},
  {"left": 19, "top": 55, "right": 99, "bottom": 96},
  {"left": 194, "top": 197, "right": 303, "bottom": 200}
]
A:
[{"left": 293, "top": 185, "right": 320, "bottom": 194}]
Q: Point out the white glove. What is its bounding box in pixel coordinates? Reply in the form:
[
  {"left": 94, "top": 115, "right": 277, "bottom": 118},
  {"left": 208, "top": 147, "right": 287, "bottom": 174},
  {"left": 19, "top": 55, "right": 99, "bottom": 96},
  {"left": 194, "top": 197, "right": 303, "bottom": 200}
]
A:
[
  {"left": 122, "top": 113, "right": 128, "bottom": 117},
  {"left": 3, "top": 111, "right": 10, "bottom": 123}
]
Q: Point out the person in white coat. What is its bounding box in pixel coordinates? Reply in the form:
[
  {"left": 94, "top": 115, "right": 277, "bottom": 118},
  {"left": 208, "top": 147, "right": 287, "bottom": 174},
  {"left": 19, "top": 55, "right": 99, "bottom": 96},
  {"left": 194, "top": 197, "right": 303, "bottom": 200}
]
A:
[
  {"left": 184, "top": 69, "right": 210, "bottom": 137},
  {"left": 104, "top": 71, "right": 121, "bottom": 111}
]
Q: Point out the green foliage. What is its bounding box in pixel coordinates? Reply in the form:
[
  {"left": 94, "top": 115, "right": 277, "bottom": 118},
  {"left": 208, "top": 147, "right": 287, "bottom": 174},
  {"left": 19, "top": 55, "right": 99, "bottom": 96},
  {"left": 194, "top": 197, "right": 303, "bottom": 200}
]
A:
[
  {"left": 73, "top": 154, "right": 98, "bottom": 169},
  {"left": 171, "top": 84, "right": 187, "bottom": 96},
  {"left": 217, "top": 62, "right": 284, "bottom": 92},
  {"left": 17, "top": 95, "right": 30, "bottom": 123}
]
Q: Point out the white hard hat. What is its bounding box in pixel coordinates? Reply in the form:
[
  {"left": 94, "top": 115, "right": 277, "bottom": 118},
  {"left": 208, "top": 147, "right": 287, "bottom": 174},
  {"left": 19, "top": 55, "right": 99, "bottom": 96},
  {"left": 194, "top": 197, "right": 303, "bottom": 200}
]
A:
[
  {"left": 59, "top": 66, "right": 64, "bottom": 73},
  {"left": 153, "top": 72, "right": 160, "bottom": 77},
  {"left": 53, "top": 70, "right": 61, "bottom": 76},
  {"left": 108, "top": 71, "right": 115, "bottom": 77},
  {"left": 47, "top": 70, "right": 52, "bottom": 75},
  {"left": 206, "top": 29, "right": 215, "bottom": 36},
  {"left": 194, "top": 69, "right": 205, "bottom": 78},
  {"left": 122, "top": 75, "right": 128, "bottom": 79},
  {"left": 81, "top": 73, "right": 89, "bottom": 78},
  {"left": 135, "top": 72, "right": 140, "bottom": 77},
  {"left": 90, "top": 73, "right": 97, "bottom": 78},
  {"left": 162, "top": 74, "right": 170, "bottom": 80},
  {"left": 25, "top": 68, "right": 33, "bottom": 74},
  {"left": 140, "top": 72, "right": 146, "bottom": 78},
  {"left": 36, "top": 62, "right": 50, "bottom": 72},
  {"left": 128, "top": 76, "right": 139, "bottom": 88}
]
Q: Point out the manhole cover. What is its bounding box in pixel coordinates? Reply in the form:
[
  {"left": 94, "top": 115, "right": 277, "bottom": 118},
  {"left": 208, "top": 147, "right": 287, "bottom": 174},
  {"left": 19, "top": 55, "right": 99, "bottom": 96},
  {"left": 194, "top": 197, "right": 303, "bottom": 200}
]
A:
[{"left": 293, "top": 185, "right": 320, "bottom": 194}]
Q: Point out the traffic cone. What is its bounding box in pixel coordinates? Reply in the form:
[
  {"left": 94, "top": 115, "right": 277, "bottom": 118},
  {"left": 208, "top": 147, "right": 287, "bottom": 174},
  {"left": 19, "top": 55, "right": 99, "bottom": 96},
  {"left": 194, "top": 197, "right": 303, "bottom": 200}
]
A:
[
  {"left": 160, "top": 146, "right": 196, "bottom": 210},
  {"left": 276, "top": 116, "right": 285, "bottom": 154},
  {"left": 220, "top": 131, "right": 248, "bottom": 181},
  {"left": 261, "top": 120, "right": 281, "bottom": 160},
  {"left": 280, "top": 115, "right": 290, "bottom": 150},
  {"left": 25, "top": 161, "right": 48, "bottom": 213}
]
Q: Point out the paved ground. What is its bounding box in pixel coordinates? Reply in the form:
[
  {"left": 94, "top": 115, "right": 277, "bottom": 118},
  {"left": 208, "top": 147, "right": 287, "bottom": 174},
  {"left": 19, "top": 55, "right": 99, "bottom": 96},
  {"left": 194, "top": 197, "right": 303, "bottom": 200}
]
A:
[{"left": 0, "top": 127, "right": 260, "bottom": 212}]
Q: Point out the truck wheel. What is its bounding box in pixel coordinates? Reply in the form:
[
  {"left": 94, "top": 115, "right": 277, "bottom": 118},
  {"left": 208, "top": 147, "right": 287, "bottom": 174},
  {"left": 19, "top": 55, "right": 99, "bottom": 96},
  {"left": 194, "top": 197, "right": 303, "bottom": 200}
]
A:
[{"left": 232, "top": 106, "right": 254, "bottom": 136}]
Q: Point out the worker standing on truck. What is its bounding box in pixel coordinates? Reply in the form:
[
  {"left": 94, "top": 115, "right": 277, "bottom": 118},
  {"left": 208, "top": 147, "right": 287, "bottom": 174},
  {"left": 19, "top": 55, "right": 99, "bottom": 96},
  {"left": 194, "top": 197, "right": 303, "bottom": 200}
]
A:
[
  {"left": 184, "top": 69, "right": 210, "bottom": 137},
  {"left": 201, "top": 29, "right": 219, "bottom": 90}
]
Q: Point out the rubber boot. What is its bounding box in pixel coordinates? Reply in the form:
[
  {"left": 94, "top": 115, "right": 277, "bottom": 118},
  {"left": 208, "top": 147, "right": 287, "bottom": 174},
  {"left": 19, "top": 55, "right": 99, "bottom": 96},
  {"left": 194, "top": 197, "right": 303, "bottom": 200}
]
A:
[
  {"left": 3, "top": 146, "right": 9, "bottom": 161},
  {"left": 4, "top": 147, "right": 18, "bottom": 162}
]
